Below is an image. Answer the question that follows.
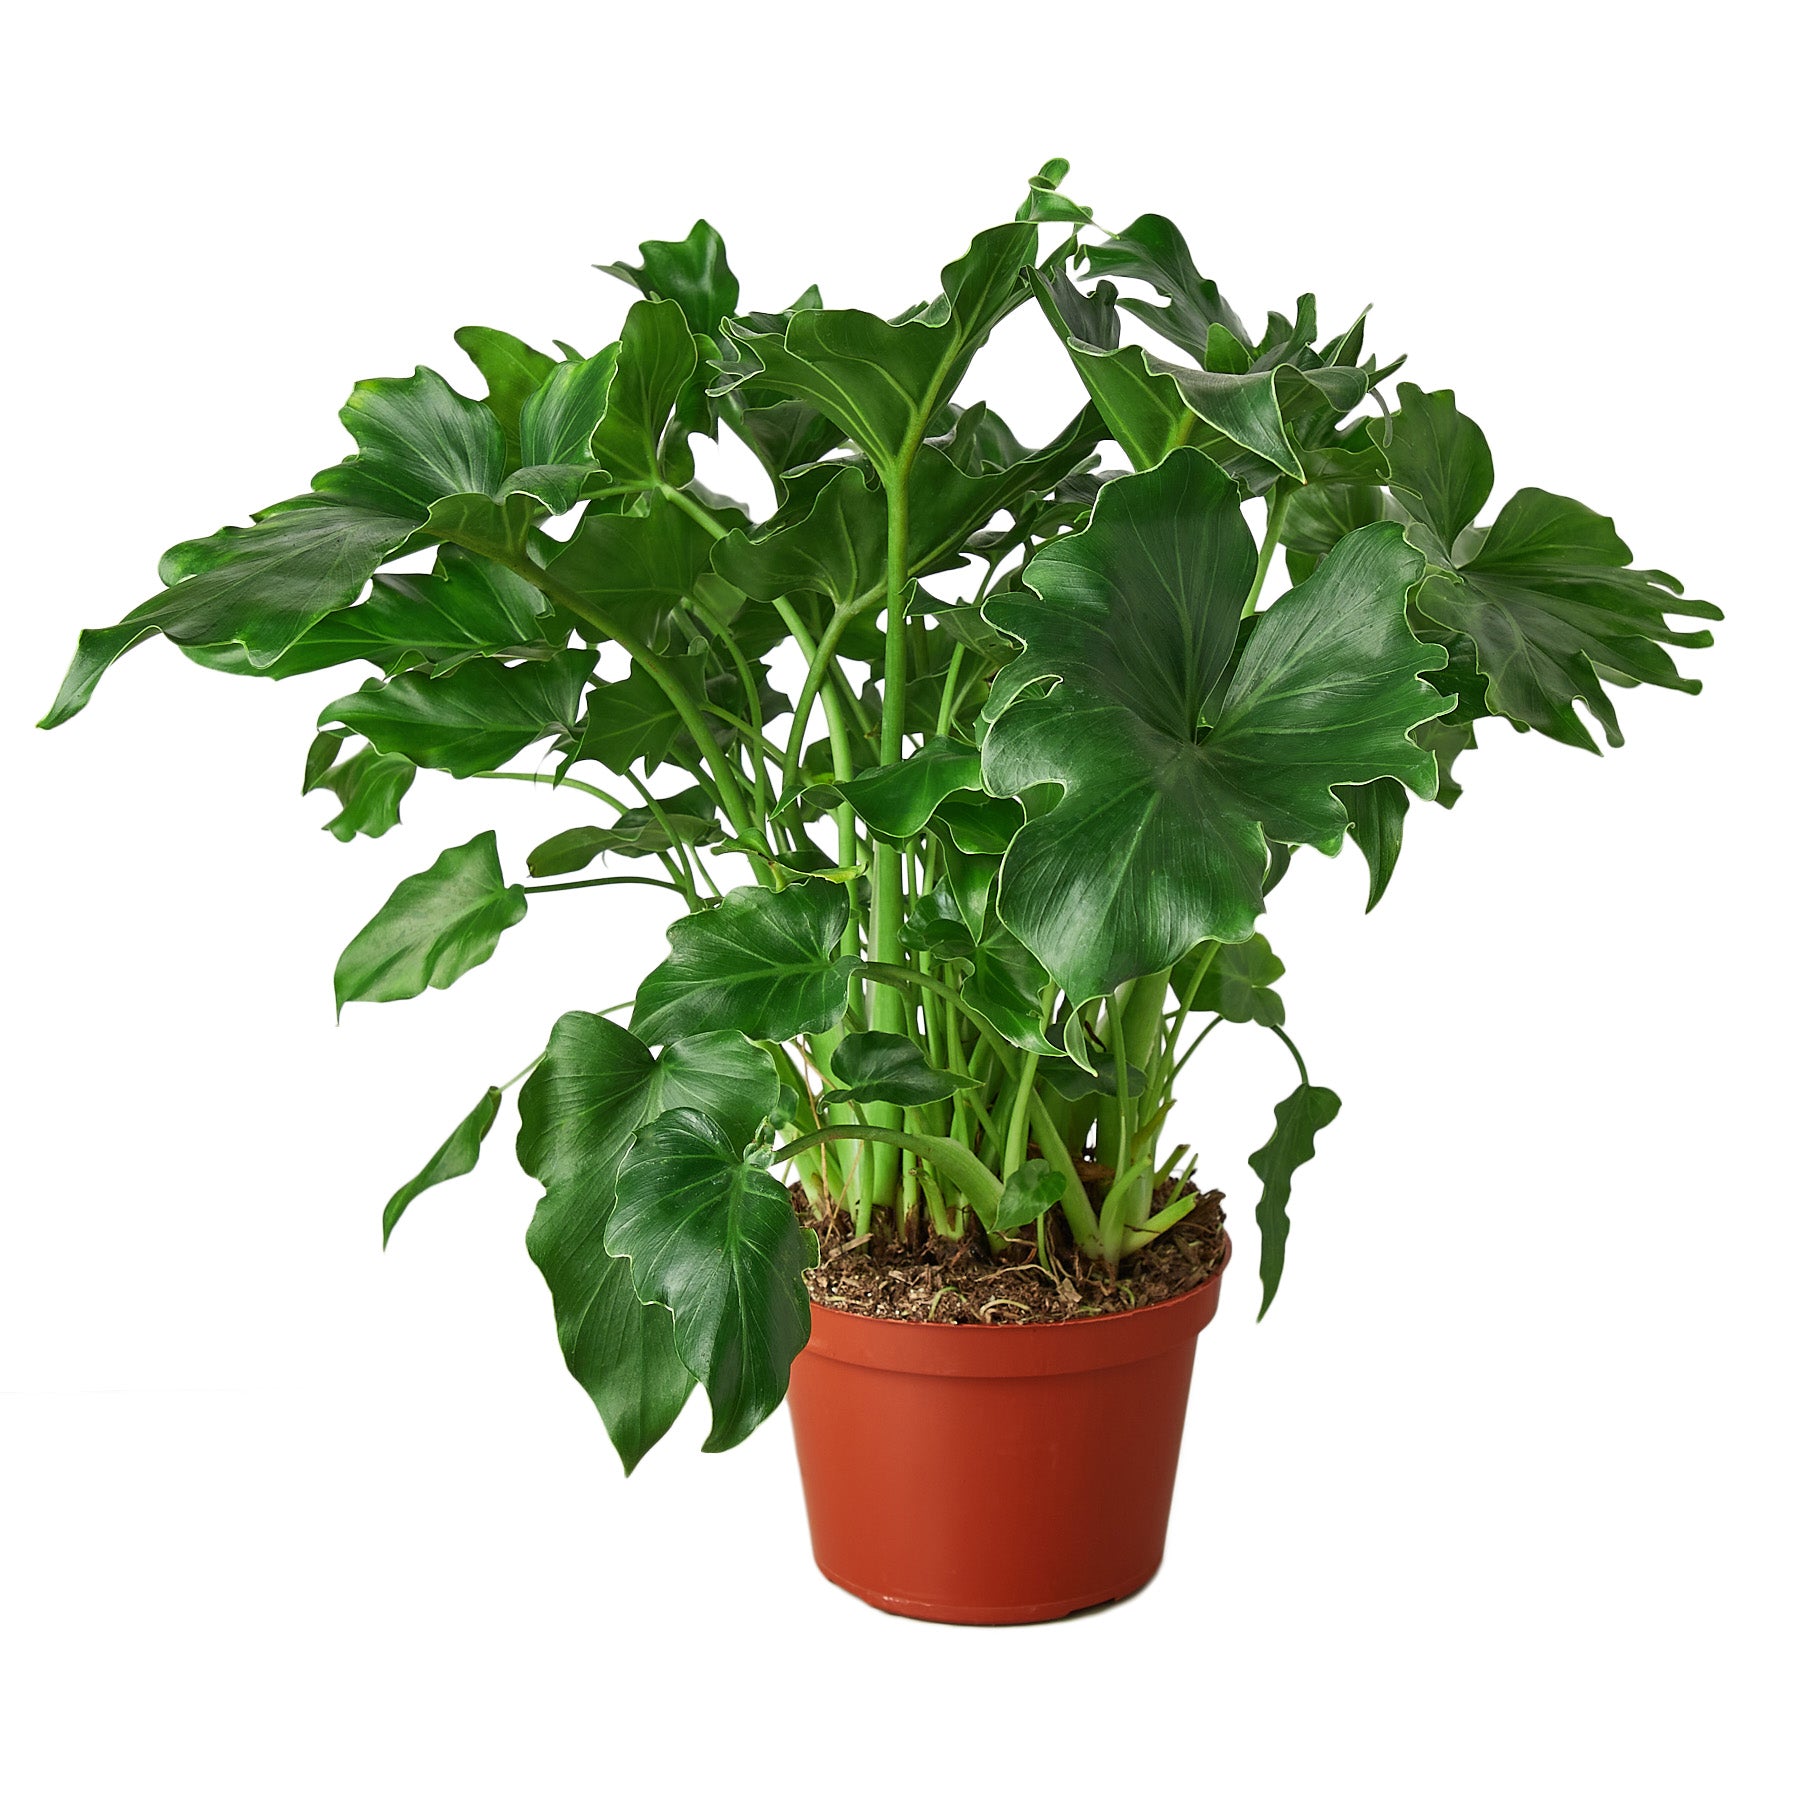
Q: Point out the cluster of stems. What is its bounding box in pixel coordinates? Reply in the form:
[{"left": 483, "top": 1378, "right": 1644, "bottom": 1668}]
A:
[{"left": 448, "top": 427, "right": 1298, "bottom": 1267}]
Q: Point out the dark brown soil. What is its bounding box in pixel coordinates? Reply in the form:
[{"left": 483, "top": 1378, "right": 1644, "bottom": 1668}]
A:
[{"left": 796, "top": 1178, "right": 1228, "bottom": 1325}]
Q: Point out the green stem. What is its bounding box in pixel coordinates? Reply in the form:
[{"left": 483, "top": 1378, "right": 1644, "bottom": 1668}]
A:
[
  {"left": 775, "top": 1123, "right": 1002, "bottom": 1219},
  {"left": 465, "top": 540, "right": 771, "bottom": 867},
  {"left": 523, "top": 875, "right": 686, "bottom": 895},
  {"left": 1243, "top": 485, "right": 1294, "bottom": 618},
  {"left": 868, "top": 468, "right": 914, "bottom": 1218}
]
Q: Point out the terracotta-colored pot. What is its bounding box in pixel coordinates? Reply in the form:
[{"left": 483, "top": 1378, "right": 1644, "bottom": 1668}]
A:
[{"left": 786, "top": 1240, "right": 1229, "bottom": 1625}]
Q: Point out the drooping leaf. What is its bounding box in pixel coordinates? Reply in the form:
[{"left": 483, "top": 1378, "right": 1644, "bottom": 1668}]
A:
[
  {"left": 1414, "top": 485, "right": 1720, "bottom": 753},
  {"left": 984, "top": 451, "right": 1452, "bottom": 1002},
  {"left": 608, "top": 1108, "right": 816, "bottom": 1452},
  {"left": 187, "top": 545, "right": 556, "bottom": 682},
  {"left": 819, "top": 1031, "right": 978, "bottom": 1109},
  {"left": 319, "top": 647, "right": 596, "bottom": 777},
  {"left": 1337, "top": 777, "right": 1409, "bottom": 910},
  {"left": 42, "top": 367, "right": 519, "bottom": 722},
  {"left": 382, "top": 1086, "right": 502, "bottom": 1247},
  {"left": 519, "top": 1014, "right": 776, "bottom": 1471},
  {"left": 526, "top": 788, "right": 719, "bottom": 875},
  {"left": 1250, "top": 1082, "right": 1342, "bottom": 1319},
  {"left": 630, "top": 882, "right": 858, "bottom": 1046},
  {"left": 333, "top": 830, "right": 526, "bottom": 1013},
  {"left": 972, "top": 1160, "right": 1067, "bottom": 1235},
  {"left": 306, "top": 742, "right": 416, "bottom": 841}
]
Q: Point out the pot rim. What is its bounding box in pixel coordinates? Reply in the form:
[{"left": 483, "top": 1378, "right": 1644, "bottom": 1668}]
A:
[{"left": 799, "top": 1234, "right": 1230, "bottom": 1378}]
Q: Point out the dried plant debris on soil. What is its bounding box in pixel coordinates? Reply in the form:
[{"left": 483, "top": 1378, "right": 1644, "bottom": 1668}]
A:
[{"left": 798, "top": 1181, "right": 1227, "bottom": 1324}]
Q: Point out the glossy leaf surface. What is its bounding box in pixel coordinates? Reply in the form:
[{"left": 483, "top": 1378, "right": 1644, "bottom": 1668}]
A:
[
  {"left": 1250, "top": 1082, "right": 1342, "bottom": 1319},
  {"left": 333, "top": 831, "right": 526, "bottom": 1012},
  {"left": 609, "top": 1108, "right": 816, "bottom": 1452},
  {"left": 631, "top": 882, "right": 858, "bottom": 1046},
  {"left": 519, "top": 1014, "right": 775, "bottom": 1471},
  {"left": 382, "top": 1086, "right": 502, "bottom": 1246}
]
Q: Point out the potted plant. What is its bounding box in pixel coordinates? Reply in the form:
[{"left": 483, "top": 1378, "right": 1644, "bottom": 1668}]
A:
[{"left": 40, "top": 161, "right": 1717, "bottom": 1624}]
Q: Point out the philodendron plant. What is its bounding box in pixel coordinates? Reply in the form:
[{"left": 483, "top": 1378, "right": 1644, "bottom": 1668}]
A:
[{"left": 43, "top": 162, "right": 1715, "bottom": 1470}]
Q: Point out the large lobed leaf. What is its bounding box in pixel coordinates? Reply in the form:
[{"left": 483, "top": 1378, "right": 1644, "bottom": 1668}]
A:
[
  {"left": 519, "top": 1014, "right": 776, "bottom": 1472},
  {"left": 630, "top": 881, "right": 859, "bottom": 1046},
  {"left": 983, "top": 449, "right": 1453, "bottom": 1001},
  {"left": 608, "top": 1108, "right": 817, "bottom": 1453}
]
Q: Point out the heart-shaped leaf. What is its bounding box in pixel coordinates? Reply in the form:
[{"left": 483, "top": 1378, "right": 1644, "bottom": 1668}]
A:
[
  {"left": 334, "top": 830, "right": 526, "bottom": 1013},
  {"left": 608, "top": 1108, "right": 816, "bottom": 1452},
  {"left": 972, "top": 1160, "right": 1067, "bottom": 1235},
  {"left": 1176, "top": 934, "right": 1287, "bottom": 1026},
  {"left": 819, "top": 1031, "right": 978, "bottom": 1108}
]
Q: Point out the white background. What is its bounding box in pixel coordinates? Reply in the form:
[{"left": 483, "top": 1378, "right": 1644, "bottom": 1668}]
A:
[{"left": 4, "top": 4, "right": 1794, "bottom": 1795}]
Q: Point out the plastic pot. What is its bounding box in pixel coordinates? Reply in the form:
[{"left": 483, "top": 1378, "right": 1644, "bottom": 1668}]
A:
[{"left": 785, "top": 1241, "right": 1229, "bottom": 1625}]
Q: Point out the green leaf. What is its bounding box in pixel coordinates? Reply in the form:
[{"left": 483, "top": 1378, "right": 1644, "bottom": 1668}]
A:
[
  {"left": 518, "top": 346, "right": 619, "bottom": 468},
  {"left": 1081, "top": 213, "right": 1251, "bottom": 356},
  {"left": 1032, "top": 270, "right": 1303, "bottom": 483},
  {"left": 306, "top": 742, "right": 416, "bottom": 841},
  {"left": 1384, "top": 383, "right": 1492, "bottom": 555},
  {"left": 382, "top": 1086, "right": 502, "bottom": 1247},
  {"left": 819, "top": 1031, "right": 978, "bottom": 1109},
  {"left": 548, "top": 491, "right": 715, "bottom": 642},
  {"left": 332, "top": 365, "right": 507, "bottom": 515},
  {"left": 1250, "top": 1082, "right": 1342, "bottom": 1319},
  {"left": 1015, "top": 157, "right": 1092, "bottom": 225},
  {"left": 600, "top": 221, "right": 740, "bottom": 339},
  {"left": 1414, "top": 485, "right": 1720, "bottom": 753},
  {"left": 984, "top": 451, "right": 1451, "bottom": 1002},
  {"left": 319, "top": 647, "right": 596, "bottom": 777},
  {"left": 561, "top": 659, "right": 697, "bottom": 777},
  {"left": 718, "top": 223, "right": 1037, "bottom": 476},
  {"left": 631, "top": 882, "right": 858, "bottom": 1046},
  {"left": 712, "top": 465, "right": 886, "bottom": 610},
  {"left": 526, "top": 788, "right": 719, "bottom": 875},
  {"left": 1178, "top": 934, "right": 1287, "bottom": 1026},
  {"left": 972, "top": 1160, "right": 1067, "bottom": 1235},
  {"left": 1337, "top": 778, "right": 1409, "bottom": 910},
  {"left": 589, "top": 299, "right": 696, "bottom": 486},
  {"left": 455, "top": 326, "right": 559, "bottom": 462},
  {"left": 519, "top": 1014, "right": 776, "bottom": 1471},
  {"left": 609, "top": 1107, "right": 816, "bottom": 1452},
  {"left": 959, "top": 925, "right": 1060, "bottom": 1058},
  {"left": 187, "top": 545, "right": 556, "bottom": 682},
  {"left": 333, "top": 830, "right": 526, "bottom": 1013},
  {"left": 830, "top": 735, "right": 983, "bottom": 839},
  {"left": 43, "top": 366, "right": 525, "bottom": 722}
]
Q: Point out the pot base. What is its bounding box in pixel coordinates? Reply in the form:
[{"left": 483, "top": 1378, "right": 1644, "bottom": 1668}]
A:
[
  {"left": 787, "top": 1242, "right": 1228, "bottom": 1627},
  {"left": 812, "top": 1556, "right": 1163, "bottom": 1626}
]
